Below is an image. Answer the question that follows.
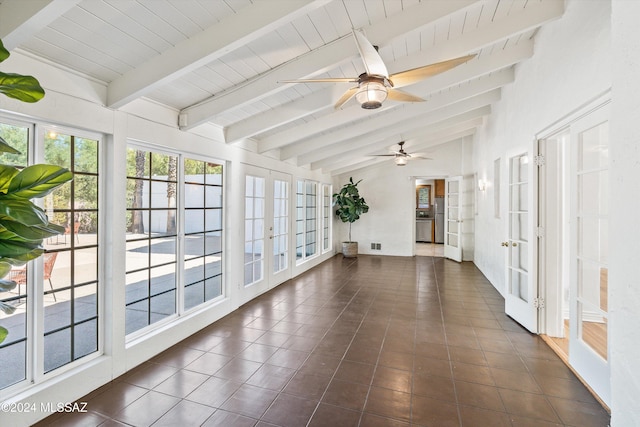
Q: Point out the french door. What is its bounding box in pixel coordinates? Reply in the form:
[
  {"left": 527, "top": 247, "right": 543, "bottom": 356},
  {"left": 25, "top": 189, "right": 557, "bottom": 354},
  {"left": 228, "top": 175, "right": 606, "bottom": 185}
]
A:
[
  {"left": 242, "top": 165, "right": 292, "bottom": 303},
  {"left": 505, "top": 153, "right": 536, "bottom": 332},
  {"left": 568, "top": 105, "right": 610, "bottom": 405},
  {"left": 444, "top": 176, "right": 463, "bottom": 262}
]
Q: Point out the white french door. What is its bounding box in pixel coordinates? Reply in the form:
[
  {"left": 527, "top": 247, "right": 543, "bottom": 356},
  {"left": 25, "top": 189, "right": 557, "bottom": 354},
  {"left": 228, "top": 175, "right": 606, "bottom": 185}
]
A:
[
  {"left": 242, "top": 165, "right": 292, "bottom": 303},
  {"left": 444, "top": 176, "right": 463, "bottom": 262},
  {"left": 568, "top": 106, "right": 610, "bottom": 405},
  {"left": 505, "top": 153, "right": 537, "bottom": 333}
]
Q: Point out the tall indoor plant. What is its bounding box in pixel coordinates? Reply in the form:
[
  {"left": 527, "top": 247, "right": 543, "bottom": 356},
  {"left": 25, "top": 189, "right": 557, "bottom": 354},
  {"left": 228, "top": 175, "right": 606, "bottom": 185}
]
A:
[
  {"left": 333, "top": 177, "right": 369, "bottom": 257},
  {"left": 0, "top": 39, "right": 72, "bottom": 343}
]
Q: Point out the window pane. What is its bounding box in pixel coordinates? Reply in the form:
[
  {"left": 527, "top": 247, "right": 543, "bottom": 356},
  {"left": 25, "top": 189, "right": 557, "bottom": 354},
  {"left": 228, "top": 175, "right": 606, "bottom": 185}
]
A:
[
  {"left": 0, "top": 122, "right": 28, "bottom": 167},
  {"left": 74, "top": 138, "right": 99, "bottom": 173},
  {"left": 41, "top": 131, "right": 100, "bottom": 375},
  {"left": 185, "top": 183, "right": 205, "bottom": 208},
  {"left": 44, "top": 132, "right": 71, "bottom": 168}
]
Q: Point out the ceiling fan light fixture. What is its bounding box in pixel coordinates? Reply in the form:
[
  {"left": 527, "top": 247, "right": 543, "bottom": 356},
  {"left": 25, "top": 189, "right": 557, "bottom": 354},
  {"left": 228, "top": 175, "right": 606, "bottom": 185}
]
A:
[
  {"left": 394, "top": 156, "right": 408, "bottom": 166},
  {"left": 355, "top": 80, "right": 387, "bottom": 109}
]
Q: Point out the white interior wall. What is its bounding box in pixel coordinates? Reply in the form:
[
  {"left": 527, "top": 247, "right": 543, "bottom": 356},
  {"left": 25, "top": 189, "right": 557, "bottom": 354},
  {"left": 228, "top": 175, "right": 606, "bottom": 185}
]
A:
[
  {"left": 472, "top": 0, "right": 612, "bottom": 295},
  {"left": 610, "top": 1, "right": 640, "bottom": 425},
  {"left": 334, "top": 137, "right": 474, "bottom": 259}
]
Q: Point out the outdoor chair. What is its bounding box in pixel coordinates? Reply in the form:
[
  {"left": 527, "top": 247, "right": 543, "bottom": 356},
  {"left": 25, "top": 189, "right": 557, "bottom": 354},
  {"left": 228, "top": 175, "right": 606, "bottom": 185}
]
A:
[{"left": 8, "top": 252, "right": 58, "bottom": 301}]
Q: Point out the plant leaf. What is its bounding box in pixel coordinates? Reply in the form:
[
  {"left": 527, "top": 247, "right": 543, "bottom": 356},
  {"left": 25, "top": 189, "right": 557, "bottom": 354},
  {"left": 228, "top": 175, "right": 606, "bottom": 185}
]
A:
[
  {"left": 0, "top": 198, "right": 48, "bottom": 226},
  {"left": 0, "top": 326, "right": 7, "bottom": 344},
  {"left": 0, "top": 237, "right": 43, "bottom": 258},
  {"left": 0, "top": 261, "right": 11, "bottom": 277},
  {"left": 7, "top": 165, "right": 72, "bottom": 199},
  {"left": 0, "top": 300, "right": 17, "bottom": 315},
  {"left": 0, "top": 278, "right": 17, "bottom": 292},
  {"left": 0, "top": 219, "right": 63, "bottom": 240},
  {"left": 0, "top": 39, "right": 8, "bottom": 63},
  {"left": 0, "top": 136, "right": 20, "bottom": 154},
  {"left": 0, "top": 71, "right": 45, "bottom": 103},
  {"left": 0, "top": 165, "right": 19, "bottom": 194}
]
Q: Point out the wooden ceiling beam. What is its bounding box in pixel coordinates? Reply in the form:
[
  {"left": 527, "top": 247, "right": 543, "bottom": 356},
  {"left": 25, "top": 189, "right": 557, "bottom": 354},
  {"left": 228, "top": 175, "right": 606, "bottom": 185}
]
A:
[{"left": 107, "top": 0, "right": 330, "bottom": 109}]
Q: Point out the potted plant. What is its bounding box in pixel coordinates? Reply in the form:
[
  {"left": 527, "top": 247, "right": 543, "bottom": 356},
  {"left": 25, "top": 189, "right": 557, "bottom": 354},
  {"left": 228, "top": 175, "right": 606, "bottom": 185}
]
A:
[
  {"left": 0, "top": 38, "right": 72, "bottom": 344},
  {"left": 333, "top": 177, "right": 369, "bottom": 257}
]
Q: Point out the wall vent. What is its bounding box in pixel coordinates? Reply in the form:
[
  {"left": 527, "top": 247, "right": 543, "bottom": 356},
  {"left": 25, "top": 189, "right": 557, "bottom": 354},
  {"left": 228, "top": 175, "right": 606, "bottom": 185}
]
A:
[{"left": 371, "top": 243, "right": 382, "bottom": 250}]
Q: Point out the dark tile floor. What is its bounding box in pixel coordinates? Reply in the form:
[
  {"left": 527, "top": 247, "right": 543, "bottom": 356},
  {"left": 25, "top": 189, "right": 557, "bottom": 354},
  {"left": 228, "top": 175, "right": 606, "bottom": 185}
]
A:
[{"left": 37, "top": 255, "right": 610, "bottom": 426}]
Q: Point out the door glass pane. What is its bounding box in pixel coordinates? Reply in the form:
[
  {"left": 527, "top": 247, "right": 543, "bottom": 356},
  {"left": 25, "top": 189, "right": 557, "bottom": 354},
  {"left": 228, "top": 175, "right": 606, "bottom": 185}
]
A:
[
  {"left": 510, "top": 269, "right": 528, "bottom": 302},
  {"left": 579, "top": 302, "right": 607, "bottom": 360},
  {"left": 511, "top": 183, "right": 528, "bottom": 211},
  {"left": 575, "top": 119, "right": 608, "bottom": 362},
  {"left": 579, "top": 122, "right": 609, "bottom": 171},
  {"left": 508, "top": 153, "right": 529, "bottom": 303},
  {"left": 273, "top": 179, "right": 289, "bottom": 274},
  {"left": 511, "top": 242, "right": 528, "bottom": 272},
  {"left": 245, "top": 176, "right": 265, "bottom": 286},
  {"left": 578, "top": 170, "right": 608, "bottom": 216},
  {"left": 511, "top": 213, "right": 528, "bottom": 242}
]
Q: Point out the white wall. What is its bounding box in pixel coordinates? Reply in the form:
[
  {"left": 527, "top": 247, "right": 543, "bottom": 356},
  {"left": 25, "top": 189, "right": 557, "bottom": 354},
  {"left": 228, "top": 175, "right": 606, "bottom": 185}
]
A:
[
  {"left": 610, "top": 1, "right": 640, "bottom": 424},
  {"left": 472, "top": 0, "right": 612, "bottom": 295},
  {"left": 334, "top": 136, "right": 474, "bottom": 259}
]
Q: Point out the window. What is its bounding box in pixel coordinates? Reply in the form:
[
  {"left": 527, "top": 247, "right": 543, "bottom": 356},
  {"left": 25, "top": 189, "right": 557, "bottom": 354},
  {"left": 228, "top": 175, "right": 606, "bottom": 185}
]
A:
[
  {"left": 125, "top": 149, "right": 178, "bottom": 335},
  {"left": 183, "top": 159, "right": 223, "bottom": 310},
  {"left": 296, "top": 180, "right": 317, "bottom": 261},
  {"left": 322, "top": 184, "right": 332, "bottom": 252},
  {"left": 125, "top": 148, "right": 224, "bottom": 336},
  {"left": 0, "top": 121, "right": 101, "bottom": 390}
]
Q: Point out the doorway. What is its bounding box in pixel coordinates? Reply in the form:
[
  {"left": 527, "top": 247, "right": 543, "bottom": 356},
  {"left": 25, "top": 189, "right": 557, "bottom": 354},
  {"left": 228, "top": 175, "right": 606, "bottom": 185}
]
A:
[
  {"left": 537, "top": 101, "right": 610, "bottom": 407},
  {"left": 241, "top": 165, "right": 292, "bottom": 304},
  {"left": 414, "top": 177, "right": 445, "bottom": 257}
]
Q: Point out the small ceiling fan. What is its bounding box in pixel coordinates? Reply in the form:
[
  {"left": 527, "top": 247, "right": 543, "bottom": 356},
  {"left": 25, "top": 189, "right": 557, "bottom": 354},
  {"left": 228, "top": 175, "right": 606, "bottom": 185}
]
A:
[
  {"left": 372, "top": 142, "right": 432, "bottom": 166},
  {"left": 280, "top": 29, "right": 476, "bottom": 110}
]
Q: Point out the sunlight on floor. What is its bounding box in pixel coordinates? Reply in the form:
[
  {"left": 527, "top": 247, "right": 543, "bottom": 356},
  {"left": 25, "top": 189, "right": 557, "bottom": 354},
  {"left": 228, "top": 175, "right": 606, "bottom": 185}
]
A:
[{"left": 415, "top": 242, "right": 444, "bottom": 257}]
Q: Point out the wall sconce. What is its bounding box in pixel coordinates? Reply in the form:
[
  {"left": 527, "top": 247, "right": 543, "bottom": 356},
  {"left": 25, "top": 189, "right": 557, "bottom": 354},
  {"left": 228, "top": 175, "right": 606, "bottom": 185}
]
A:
[{"left": 478, "top": 179, "right": 486, "bottom": 191}]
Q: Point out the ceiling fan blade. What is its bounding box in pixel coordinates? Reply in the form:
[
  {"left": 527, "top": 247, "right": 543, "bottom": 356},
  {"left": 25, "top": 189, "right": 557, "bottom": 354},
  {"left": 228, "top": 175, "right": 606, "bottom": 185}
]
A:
[
  {"left": 389, "top": 54, "right": 477, "bottom": 88},
  {"left": 387, "top": 88, "right": 425, "bottom": 103},
  {"left": 279, "top": 77, "right": 357, "bottom": 83},
  {"left": 334, "top": 87, "right": 359, "bottom": 109},
  {"left": 370, "top": 154, "right": 397, "bottom": 157},
  {"left": 352, "top": 30, "right": 389, "bottom": 78}
]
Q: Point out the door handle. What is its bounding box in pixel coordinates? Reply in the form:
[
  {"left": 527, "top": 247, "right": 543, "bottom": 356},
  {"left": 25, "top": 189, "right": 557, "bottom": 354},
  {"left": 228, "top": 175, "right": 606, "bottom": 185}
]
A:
[
  {"left": 512, "top": 242, "right": 518, "bottom": 247},
  {"left": 501, "top": 242, "right": 508, "bottom": 247}
]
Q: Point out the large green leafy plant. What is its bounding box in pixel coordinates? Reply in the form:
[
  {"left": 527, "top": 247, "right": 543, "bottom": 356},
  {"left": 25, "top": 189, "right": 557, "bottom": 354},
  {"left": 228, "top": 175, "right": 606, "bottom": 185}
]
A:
[
  {"left": 0, "top": 38, "right": 72, "bottom": 343},
  {"left": 333, "top": 177, "right": 369, "bottom": 243}
]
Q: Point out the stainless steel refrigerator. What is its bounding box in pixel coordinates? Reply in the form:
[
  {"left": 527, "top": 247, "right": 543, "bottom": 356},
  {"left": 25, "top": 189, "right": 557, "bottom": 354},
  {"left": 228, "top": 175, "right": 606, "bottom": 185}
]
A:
[{"left": 434, "top": 197, "right": 445, "bottom": 243}]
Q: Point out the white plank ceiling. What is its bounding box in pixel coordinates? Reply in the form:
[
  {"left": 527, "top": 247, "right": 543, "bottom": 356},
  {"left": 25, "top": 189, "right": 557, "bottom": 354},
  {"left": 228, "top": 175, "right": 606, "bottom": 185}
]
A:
[{"left": 0, "top": 0, "right": 564, "bottom": 175}]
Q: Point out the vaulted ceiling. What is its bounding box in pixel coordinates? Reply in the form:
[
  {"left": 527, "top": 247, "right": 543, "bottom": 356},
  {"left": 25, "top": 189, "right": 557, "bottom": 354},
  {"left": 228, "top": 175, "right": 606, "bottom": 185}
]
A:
[{"left": 0, "top": 0, "right": 564, "bottom": 175}]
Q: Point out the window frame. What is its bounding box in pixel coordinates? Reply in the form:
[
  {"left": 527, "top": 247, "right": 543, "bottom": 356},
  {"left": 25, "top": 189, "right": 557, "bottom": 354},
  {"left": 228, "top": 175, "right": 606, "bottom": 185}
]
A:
[
  {"left": 124, "top": 143, "right": 226, "bottom": 340},
  {"left": 321, "top": 183, "right": 332, "bottom": 253},
  {"left": 0, "top": 118, "right": 105, "bottom": 396},
  {"left": 295, "top": 179, "right": 319, "bottom": 264}
]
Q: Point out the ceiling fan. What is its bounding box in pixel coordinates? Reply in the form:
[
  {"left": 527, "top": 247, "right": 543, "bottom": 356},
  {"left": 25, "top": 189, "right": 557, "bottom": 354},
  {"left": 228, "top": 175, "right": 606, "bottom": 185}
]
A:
[
  {"left": 280, "top": 30, "right": 476, "bottom": 110},
  {"left": 372, "top": 141, "right": 432, "bottom": 166}
]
